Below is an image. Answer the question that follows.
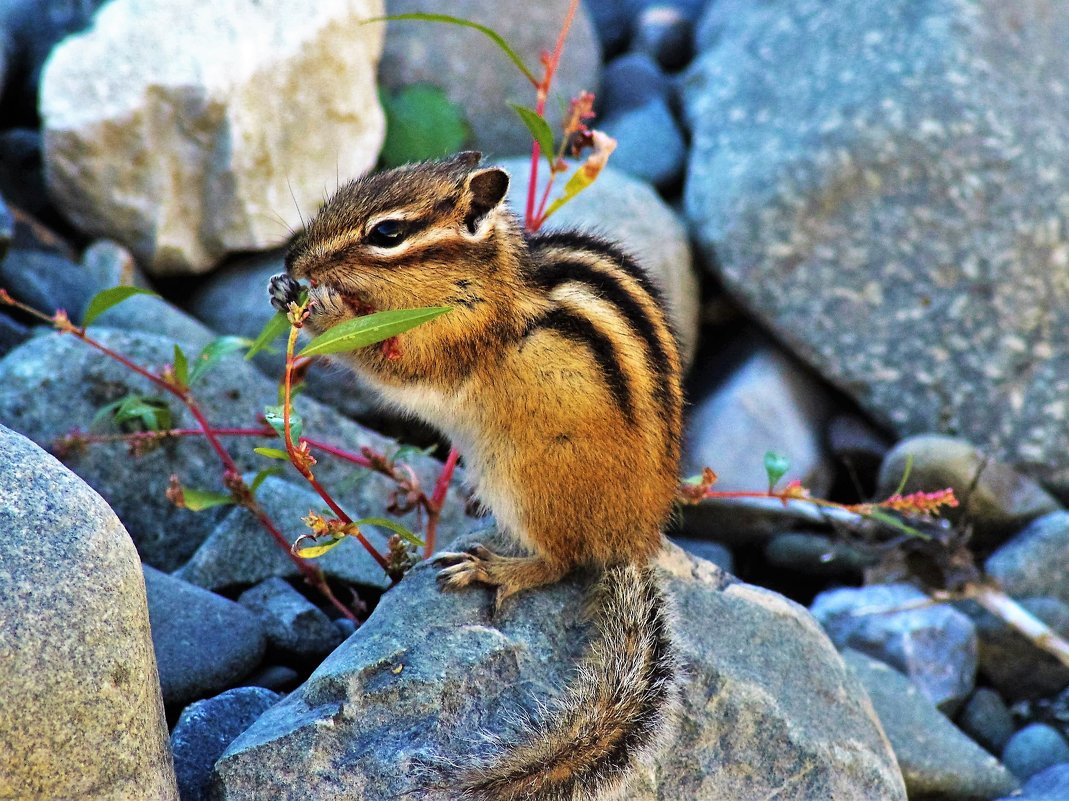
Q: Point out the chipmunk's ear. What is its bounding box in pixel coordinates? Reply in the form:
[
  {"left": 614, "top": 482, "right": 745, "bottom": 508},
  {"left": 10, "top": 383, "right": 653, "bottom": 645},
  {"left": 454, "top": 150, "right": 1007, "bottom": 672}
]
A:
[
  {"left": 449, "top": 150, "right": 483, "bottom": 169},
  {"left": 463, "top": 167, "right": 510, "bottom": 233}
]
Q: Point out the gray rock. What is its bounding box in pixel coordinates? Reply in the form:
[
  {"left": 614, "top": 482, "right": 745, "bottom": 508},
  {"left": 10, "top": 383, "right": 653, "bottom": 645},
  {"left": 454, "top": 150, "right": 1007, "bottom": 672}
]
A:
[
  {"left": 171, "top": 687, "right": 281, "bottom": 801},
  {"left": 243, "top": 665, "right": 300, "bottom": 694},
  {"left": 184, "top": 249, "right": 377, "bottom": 420},
  {"left": 174, "top": 474, "right": 403, "bottom": 593},
  {"left": 811, "top": 582, "right": 977, "bottom": 711},
  {"left": 0, "top": 312, "right": 29, "bottom": 358},
  {"left": 0, "top": 424, "right": 178, "bottom": 799},
  {"left": 1003, "top": 724, "right": 1069, "bottom": 781},
  {"left": 963, "top": 596, "right": 1069, "bottom": 701},
  {"left": 0, "top": 327, "right": 470, "bottom": 572},
  {"left": 0, "top": 247, "right": 98, "bottom": 323},
  {"left": 238, "top": 577, "right": 343, "bottom": 661},
  {"left": 957, "top": 687, "right": 1016, "bottom": 756},
  {"left": 844, "top": 649, "right": 1018, "bottom": 801},
  {"left": 678, "top": 494, "right": 833, "bottom": 545},
  {"left": 144, "top": 566, "right": 266, "bottom": 707},
  {"left": 601, "top": 97, "right": 687, "bottom": 190},
  {"left": 1002, "top": 763, "right": 1069, "bottom": 801},
  {"left": 81, "top": 238, "right": 148, "bottom": 290},
  {"left": 583, "top": 0, "right": 634, "bottom": 53},
  {"left": 827, "top": 414, "right": 892, "bottom": 480},
  {"left": 683, "top": 346, "right": 833, "bottom": 493},
  {"left": 765, "top": 531, "right": 877, "bottom": 578},
  {"left": 878, "top": 435, "right": 1061, "bottom": 549},
  {"left": 212, "top": 536, "right": 905, "bottom": 799},
  {"left": 683, "top": 0, "right": 1069, "bottom": 500},
  {"left": 671, "top": 536, "right": 734, "bottom": 572},
  {"left": 40, "top": 0, "right": 385, "bottom": 275},
  {"left": 600, "top": 52, "right": 672, "bottom": 116},
  {"left": 986, "top": 512, "right": 1069, "bottom": 606},
  {"left": 502, "top": 158, "right": 700, "bottom": 364},
  {"left": 380, "top": 0, "right": 600, "bottom": 156},
  {"left": 632, "top": 5, "right": 694, "bottom": 71}
]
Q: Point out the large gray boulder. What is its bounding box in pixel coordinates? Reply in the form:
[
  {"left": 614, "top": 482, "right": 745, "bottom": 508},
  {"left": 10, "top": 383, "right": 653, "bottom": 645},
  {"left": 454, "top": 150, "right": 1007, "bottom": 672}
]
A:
[
  {"left": 211, "top": 535, "right": 906, "bottom": 799},
  {"left": 380, "top": 0, "right": 600, "bottom": 157},
  {"left": 0, "top": 327, "right": 471, "bottom": 572},
  {"left": 40, "top": 0, "right": 385, "bottom": 275},
  {"left": 682, "top": 0, "right": 1069, "bottom": 499},
  {"left": 0, "top": 425, "right": 177, "bottom": 800}
]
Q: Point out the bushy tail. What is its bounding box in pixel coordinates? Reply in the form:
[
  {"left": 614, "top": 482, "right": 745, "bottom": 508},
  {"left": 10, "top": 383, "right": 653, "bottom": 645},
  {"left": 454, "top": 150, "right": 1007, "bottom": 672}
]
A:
[{"left": 459, "top": 563, "right": 680, "bottom": 801}]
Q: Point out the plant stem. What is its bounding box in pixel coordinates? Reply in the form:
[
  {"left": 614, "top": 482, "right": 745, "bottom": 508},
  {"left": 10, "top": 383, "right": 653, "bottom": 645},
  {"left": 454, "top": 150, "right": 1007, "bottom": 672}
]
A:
[{"left": 423, "top": 446, "right": 460, "bottom": 557}]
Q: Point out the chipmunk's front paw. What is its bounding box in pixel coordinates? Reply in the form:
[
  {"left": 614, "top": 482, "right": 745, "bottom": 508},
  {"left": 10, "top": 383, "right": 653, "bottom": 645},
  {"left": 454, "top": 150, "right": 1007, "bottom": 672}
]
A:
[
  {"left": 434, "top": 544, "right": 496, "bottom": 591},
  {"left": 268, "top": 273, "right": 302, "bottom": 312}
]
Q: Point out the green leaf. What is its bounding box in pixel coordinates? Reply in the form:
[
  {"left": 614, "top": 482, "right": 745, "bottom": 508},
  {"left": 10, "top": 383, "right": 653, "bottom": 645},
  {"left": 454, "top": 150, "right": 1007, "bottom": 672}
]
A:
[
  {"left": 892, "top": 454, "right": 914, "bottom": 497},
  {"left": 181, "top": 486, "right": 236, "bottom": 511},
  {"left": 95, "top": 394, "right": 172, "bottom": 432},
  {"left": 508, "top": 103, "right": 556, "bottom": 169},
  {"left": 866, "top": 508, "right": 931, "bottom": 541},
  {"left": 365, "top": 14, "right": 535, "bottom": 84},
  {"left": 254, "top": 447, "right": 291, "bottom": 461},
  {"left": 246, "top": 311, "right": 291, "bottom": 360},
  {"left": 764, "top": 451, "right": 791, "bottom": 492},
  {"left": 250, "top": 466, "right": 283, "bottom": 494},
  {"left": 298, "top": 307, "right": 451, "bottom": 358},
  {"left": 190, "top": 336, "right": 252, "bottom": 384},
  {"left": 294, "top": 536, "right": 346, "bottom": 559},
  {"left": 263, "top": 405, "right": 303, "bottom": 442},
  {"left": 82, "top": 286, "right": 158, "bottom": 327},
  {"left": 172, "top": 344, "right": 189, "bottom": 388},
  {"left": 380, "top": 85, "right": 470, "bottom": 168},
  {"left": 353, "top": 516, "right": 424, "bottom": 548}
]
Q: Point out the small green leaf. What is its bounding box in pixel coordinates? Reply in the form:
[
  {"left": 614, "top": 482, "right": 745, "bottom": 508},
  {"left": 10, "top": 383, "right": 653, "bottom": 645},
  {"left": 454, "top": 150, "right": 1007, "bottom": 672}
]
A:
[
  {"left": 181, "top": 486, "right": 237, "bottom": 511},
  {"left": 172, "top": 344, "right": 189, "bottom": 388},
  {"left": 866, "top": 508, "right": 932, "bottom": 541},
  {"left": 254, "top": 447, "right": 291, "bottom": 461},
  {"left": 381, "top": 85, "right": 470, "bottom": 168},
  {"left": 353, "top": 516, "right": 424, "bottom": 548},
  {"left": 764, "top": 451, "right": 791, "bottom": 492},
  {"left": 82, "top": 286, "right": 158, "bottom": 327},
  {"left": 246, "top": 311, "right": 291, "bottom": 360},
  {"left": 95, "top": 394, "right": 172, "bottom": 432},
  {"left": 190, "top": 336, "right": 252, "bottom": 384},
  {"left": 263, "top": 405, "right": 303, "bottom": 442},
  {"left": 294, "top": 537, "right": 346, "bottom": 558},
  {"left": 365, "top": 14, "right": 535, "bottom": 84},
  {"left": 250, "top": 466, "right": 284, "bottom": 494},
  {"left": 892, "top": 454, "right": 914, "bottom": 497},
  {"left": 508, "top": 103, "right": 556, "bottom": 169},
  {"left": 298, "top": 307, "right": 451, "bottom": 358}
]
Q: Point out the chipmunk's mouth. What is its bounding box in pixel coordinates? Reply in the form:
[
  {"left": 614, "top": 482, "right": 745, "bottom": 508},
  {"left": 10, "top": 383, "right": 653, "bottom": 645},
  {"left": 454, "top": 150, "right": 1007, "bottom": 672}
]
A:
[{"left": 340, "top": 291, "right": 375, "bottom": 317}]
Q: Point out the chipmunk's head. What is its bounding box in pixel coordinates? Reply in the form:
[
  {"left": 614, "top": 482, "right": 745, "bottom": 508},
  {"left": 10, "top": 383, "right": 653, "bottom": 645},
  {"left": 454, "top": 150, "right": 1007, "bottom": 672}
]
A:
[{"left": 286, "top": 152, "right": 534, "bottom": 382}]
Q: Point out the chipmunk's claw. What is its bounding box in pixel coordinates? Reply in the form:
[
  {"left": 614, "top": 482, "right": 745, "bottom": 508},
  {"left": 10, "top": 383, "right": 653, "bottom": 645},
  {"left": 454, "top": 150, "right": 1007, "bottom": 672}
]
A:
[
  {"left": 268, "top": 273, "right": 302, "bottom": 312},
  {"left": 434, "top": 543, "right": 496, "bottom": 591}
]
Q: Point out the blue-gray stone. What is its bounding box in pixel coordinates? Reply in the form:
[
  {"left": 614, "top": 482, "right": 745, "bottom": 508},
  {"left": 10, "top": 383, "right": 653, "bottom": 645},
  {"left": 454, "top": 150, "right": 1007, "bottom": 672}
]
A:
[
  {"left": 672, "top": 536, "right": 734, "bottom": 572},
  {"left": 957, "top": 688, "right": 1016, "bottom": 756},
  {"left": 0, "top": 248, "right": 98, "bottom": 324},
  {"left": 582, "top": 0, "right": 634, "bottom": 53},
  {"left": 144, "top": 566, "right": 266, "bottom": 707},
  {"left": 632, "top": 5, "right": 694, "bottom": 71},
  {"left": 1001, "top": 763, "right": 1069, "bottom": 801},
  {"left": 238, "top": 577, "right": 343, "bottom": 661},
  {"left": 0, "top": 313, "right": 29, "bottom": 358},
  {"left": 1003, "top": 724, "right": 1069, "bottom": 781},
  {"left": 0, "top": 129, "right": 47, "bottom": 219},
  {"left": 812, "top": 583, "right": 977, "bottom": 711},
  {"left": 844, "top": 649, "right": 1018, "bottom": 800},
  {"left": 0, "top": 190, "right": 11, "bottom": 261},
  {"left": 683, "top": 0, "right": 1069, "bottom": 500},
  {"left": 986, "top": 512, "right": 1069, "bottom": 606},
  {"left": 765, "top": 531, "right": 877, "bottom": 578},
  {"left": 600, "top": 52, "right": 671, "bottom": 116},
  {"left": 601, "top": 98, "right": 687, "bottom": 190},
  {"left": 171, "top": 687, "right": 281, "bottom": 801}
]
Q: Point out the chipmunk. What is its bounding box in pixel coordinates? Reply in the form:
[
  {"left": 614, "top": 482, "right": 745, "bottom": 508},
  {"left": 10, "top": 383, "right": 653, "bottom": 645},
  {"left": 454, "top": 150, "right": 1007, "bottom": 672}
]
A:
[{"left": 270, "top": 151, "right": 683, "bottom": 800}]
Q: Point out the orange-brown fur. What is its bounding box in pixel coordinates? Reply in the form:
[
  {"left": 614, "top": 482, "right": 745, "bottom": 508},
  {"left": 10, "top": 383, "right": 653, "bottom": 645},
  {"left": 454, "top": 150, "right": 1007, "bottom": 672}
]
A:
[{"left": 277, "top": 151, "right": 682, "bottom": 799}]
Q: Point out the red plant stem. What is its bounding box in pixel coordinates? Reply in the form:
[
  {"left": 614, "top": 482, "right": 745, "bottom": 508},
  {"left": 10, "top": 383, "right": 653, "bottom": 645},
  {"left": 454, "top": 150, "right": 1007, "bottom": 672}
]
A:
[
  {"left": 423, "top": 446, "right": 460, "bottom": 557},
  {"left": 281, "top": 321, "right": 390, "bottom": 572},
  {"left": 300, "top": 437, "right": 373, "bottom": 468},
  {"left": 524, "top": 0, "right": 581, "bottom": 231}
]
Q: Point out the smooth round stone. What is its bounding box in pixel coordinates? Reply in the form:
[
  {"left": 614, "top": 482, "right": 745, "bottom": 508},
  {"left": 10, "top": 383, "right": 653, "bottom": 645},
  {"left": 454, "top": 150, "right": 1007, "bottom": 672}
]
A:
[{"left": 1003, "top": 724, "right": 1069, "bottom": 781}]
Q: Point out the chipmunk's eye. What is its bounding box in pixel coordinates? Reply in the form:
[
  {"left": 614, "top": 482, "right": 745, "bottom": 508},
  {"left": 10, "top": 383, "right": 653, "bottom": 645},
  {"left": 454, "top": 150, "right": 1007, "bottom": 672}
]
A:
[{"left": 367, "top": 219, "right": 407, "bottom": 248}]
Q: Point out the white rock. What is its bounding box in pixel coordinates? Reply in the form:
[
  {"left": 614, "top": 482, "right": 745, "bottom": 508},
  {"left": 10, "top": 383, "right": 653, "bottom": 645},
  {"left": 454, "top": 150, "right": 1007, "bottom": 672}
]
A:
[{"left": 40, "top": 0, "right": 386, "bottom": 276}]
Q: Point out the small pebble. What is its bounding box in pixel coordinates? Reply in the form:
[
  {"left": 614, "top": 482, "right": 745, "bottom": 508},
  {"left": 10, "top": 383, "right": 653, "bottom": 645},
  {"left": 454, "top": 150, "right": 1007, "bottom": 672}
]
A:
[
  {"left": 632, "top": 5, "right": 694, "bottom": 71},
  {"left": 599, "top": 52, "right": 672, "bottom": 117},
  {"left": 1002, "top": 723, "right": 1069, "bottom": 781},
  {"left": 957, "top": 687, "right": 1016, "bottom": 755}
]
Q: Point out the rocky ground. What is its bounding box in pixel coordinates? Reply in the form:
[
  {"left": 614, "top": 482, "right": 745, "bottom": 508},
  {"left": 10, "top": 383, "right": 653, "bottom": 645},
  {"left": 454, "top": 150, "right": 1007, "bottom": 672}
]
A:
[{"left": 2, "top": 0, "right": 1069, "bottom": 799}]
